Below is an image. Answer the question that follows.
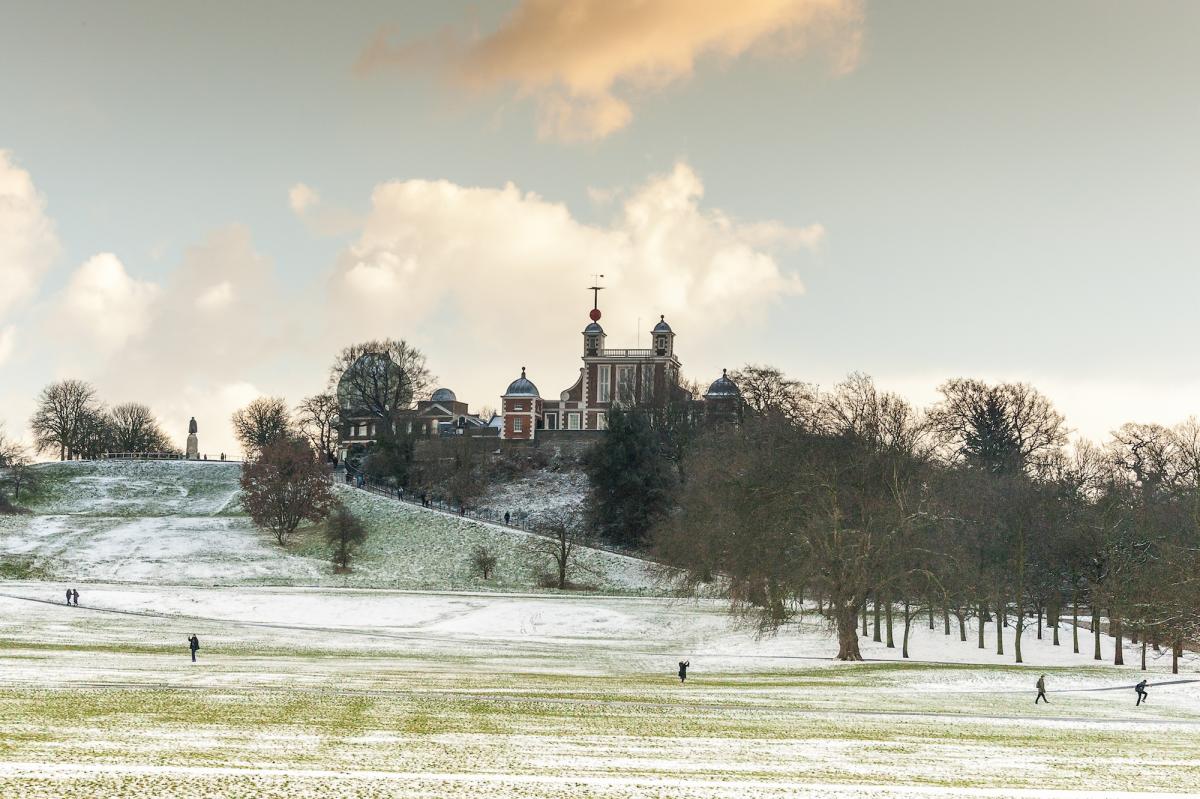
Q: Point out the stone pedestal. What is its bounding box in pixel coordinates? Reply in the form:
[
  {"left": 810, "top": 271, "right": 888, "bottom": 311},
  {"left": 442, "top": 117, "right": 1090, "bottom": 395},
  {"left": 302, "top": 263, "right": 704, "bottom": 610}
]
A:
[{"left": 186, "top": 416, "right": 199, "bottom": 460}]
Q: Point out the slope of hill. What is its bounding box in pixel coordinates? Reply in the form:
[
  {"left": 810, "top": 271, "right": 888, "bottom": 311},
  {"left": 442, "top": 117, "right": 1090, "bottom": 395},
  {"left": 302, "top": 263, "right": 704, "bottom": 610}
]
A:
[{"left": 0, "top": 460, "right": 664, "bottom": 593}]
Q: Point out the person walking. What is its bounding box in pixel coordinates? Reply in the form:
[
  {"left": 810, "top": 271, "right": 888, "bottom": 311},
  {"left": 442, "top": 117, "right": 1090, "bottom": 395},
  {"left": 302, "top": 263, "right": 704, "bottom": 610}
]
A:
[
  {"left": 188, "top": 634, "right": 200, "bottom": 663},
  {"left": 1135, "top": 679, "right": 1149, "bottom": 706},
  {"left": 1035, "top": 674, "right": 1048, "bottom": 704},
  {"left": 504, "top": 511, "right": 511, "bottom": 525},
  {"left": 65, "top": 588, "right": 72, "bottom": 605},
  {"left": 678, "top": 660, "right": 690, "bottom": 683}
]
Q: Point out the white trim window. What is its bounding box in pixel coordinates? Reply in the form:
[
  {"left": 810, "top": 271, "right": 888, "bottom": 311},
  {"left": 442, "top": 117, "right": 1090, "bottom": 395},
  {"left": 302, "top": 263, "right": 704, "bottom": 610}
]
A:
[
  {"left": 596, "top": 412, "right": 607, "bottom": 431},
  {"left": 545, "top": 412, "right": 558, "bottom": 430},
  {"left": 617, "top": 366, "right": 635, "bottom": 404},
  {"left": 513, "top": 417, "right": 524, "bottom": 433},
  {"left": 597, "top": 366, "right": 611, "bottom": 403},
  {"left": 567, "top": 412, "right": 581, "bottom": 430},
  {"left": 640, "top": 364, "right": 654, "bottom": 403}
]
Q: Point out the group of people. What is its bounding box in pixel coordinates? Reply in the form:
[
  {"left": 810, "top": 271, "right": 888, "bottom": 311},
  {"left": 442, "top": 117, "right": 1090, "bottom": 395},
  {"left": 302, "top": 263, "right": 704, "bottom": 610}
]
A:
[
  {"left": 63, "top": 588, "right": 80, "bottom": 606},
  {"left": 1036, "top": 674, "right": 1150, "bottom": 706}
]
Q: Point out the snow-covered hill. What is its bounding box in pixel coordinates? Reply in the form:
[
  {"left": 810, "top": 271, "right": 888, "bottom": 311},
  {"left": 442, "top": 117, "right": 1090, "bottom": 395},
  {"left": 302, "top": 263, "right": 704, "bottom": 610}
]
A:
[{"left": 0, "top": 460, "right": 664, "bottom": 593}]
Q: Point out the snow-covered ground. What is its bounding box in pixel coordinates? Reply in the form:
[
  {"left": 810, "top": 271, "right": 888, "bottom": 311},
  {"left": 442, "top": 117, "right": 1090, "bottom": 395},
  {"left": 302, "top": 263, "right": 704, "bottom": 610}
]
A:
[
  {"left": 0, "top": 583, "right": 1196, "bottom": 798},
  {"left": 478, "top": 466, "right": 589, "bottom": 522},
  {"left": 2, "top": 460, "right": 1198, "bottom": 797},
  {"left": 0, "top": 460, "right": 662, "bottom": 592}
]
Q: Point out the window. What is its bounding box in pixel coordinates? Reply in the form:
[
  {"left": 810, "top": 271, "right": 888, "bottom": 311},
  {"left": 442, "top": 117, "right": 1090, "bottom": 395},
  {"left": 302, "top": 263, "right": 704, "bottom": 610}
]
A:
[
  {"left": 655, "top": 334, "right": 667, "bottom": 354},
  {"left": 513, "top": 417, "right": 524, "bottom": 433},
  {"left": 545, "top": 413, "right": 558, "bottom": 430},
  {"left": 567, "top": 412, "right": 581, "bottom": 430},
  {"left": 617, "top": 366, "right": 636, "bottom": 403},
  {"left": 641, "top": 364, "right": 654, "bottom": 403},
  {"left": 597, "top": 366, "right": 611, "bottom": 403},
  {"left": 596, "top": 412, "right": 607, "bottom": 431}
]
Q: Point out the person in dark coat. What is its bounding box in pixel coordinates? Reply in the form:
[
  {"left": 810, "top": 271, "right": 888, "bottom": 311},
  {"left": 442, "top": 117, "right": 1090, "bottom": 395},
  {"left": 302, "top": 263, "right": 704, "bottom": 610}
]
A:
[
  {"left": 1135, "top": 679, "right": 1149, "bottom": 706},
  {"left": 65, "top": 588, "right": 72, "bottom": 605},
  {"left": 188, "top": 634, "right": 200, "bottom": 662},
  {"left": 504, "top": 511, "right": 511, "bottom": 525},
  {"left": 678, "top": 660, "right": 690, "bottom": 683},
  {"left": 1036, "top": 674, "right": 1048, "bottom": 704}
]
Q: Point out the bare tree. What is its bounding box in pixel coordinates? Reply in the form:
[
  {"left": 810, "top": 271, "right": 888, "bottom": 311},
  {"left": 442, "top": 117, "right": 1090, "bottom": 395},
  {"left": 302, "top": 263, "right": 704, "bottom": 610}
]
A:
[
  {"left": 295, "top": 392, "right": 340, "bottom": 464},
  {"left": 471, "top": 545, "right": 498, "bottom": 580},
  {"left": 324, "top": 502, "right": 368, "bottom": 571},
  {"left": 930, "top": 379, "right": 1067, "bottom": 474},
  {"left": 527, "top": 506, "right": 593, "bottom": 589},
  {"left": 329, "top": 340, "right": 432, "bottom": 435},
  {"left": 231, "top": 396, "right": 293, "bottom": 459},
  {"left": 108, "top": 403, "right": 174, "bottom": 453},
  {"left": 239, "top": 439, "right": 334, "bottom": 545},
  {"left": 729, "top": 364, "right": 819, "bottom": 427},
  {"left": 29, "top": 380, "right": 104, "bottom": 460}
]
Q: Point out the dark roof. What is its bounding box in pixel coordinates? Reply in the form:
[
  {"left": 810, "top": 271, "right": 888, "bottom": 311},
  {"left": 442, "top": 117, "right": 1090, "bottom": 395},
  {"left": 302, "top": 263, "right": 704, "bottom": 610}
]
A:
[
  {"left": 430, "top": 387, "right": 457, "bottom": 403},
  {"left": 583, "top": 321, "right": 605, "bottom": 335},
  {"left": 505, "top": 367, "right": 540, "bottom": 397},
  {"left": 652, "top": 315, "right": 673, "bottom": 334},
  {"left": 705, "top": 369, "right": 740, "bottom": 399}
]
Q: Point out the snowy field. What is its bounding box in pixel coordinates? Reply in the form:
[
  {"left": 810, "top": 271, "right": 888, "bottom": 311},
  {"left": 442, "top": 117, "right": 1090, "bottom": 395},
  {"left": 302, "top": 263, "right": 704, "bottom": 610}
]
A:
[
  {"left": 0, "top": 582, "right": 1197, "bottom": 798},
  {"left": 0, "top": 461, "right": 662, "bottom": 592},
  {"left": 0, "top": 460, "right": 1197, "bottom": 797}
]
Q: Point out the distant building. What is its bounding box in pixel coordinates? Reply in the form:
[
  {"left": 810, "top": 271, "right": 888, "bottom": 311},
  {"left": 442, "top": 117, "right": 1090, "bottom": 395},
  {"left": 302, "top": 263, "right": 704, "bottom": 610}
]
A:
[
  {"left": 335, "top": 353, "right": 491, "bottom": 463},
  {"left": 500, "top": 292, "right": 742, "bottom": 440}
]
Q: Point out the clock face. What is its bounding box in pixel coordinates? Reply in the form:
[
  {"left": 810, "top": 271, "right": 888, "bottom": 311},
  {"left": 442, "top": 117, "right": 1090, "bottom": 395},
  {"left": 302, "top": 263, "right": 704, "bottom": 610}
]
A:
[{"left": 561, "top": 391, "right": 569, "bottom": 401}]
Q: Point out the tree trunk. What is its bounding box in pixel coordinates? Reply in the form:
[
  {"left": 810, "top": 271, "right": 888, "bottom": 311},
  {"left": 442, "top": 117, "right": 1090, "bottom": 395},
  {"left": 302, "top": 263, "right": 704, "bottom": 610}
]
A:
[
  {"left": 902, "top": 601, "right": 913, "bottom": 659},
  {"left": 956, "top": 609, "right": 967, "bottom": 642},
  {"left": 1014, "top": 596, "right": 1025, "bottom": 664},
  {"left": 977, "top": 602, "right": 987, "bottom": 649},
  {"left": 1112, "top": 614, "right": 1124, "bottom": 666},
  {"left": 1141, "top": 638, "right": 1147, "bottom": 671},
  {"left": 1092, "top": 606, "right": 1102, "bottom": 661},
  {"left": 995, "top": 594, "right": 1004, "bottom": 656},
  {"left": 943, "top": 604, "right": 950, "bottom": 636},
  {"left": 1036, "top": 604, "right": 1042, "bottom": 640},
  {"left": 1072, "top": 590, "right": 1080, "bottom": 654},
  {"left": 1051, "top": 598, "right": 1060, "bottom": 647},
  {"left": 1173, "top": 638, "right": 1181, "bottom": 674},
  {"left": 835, "top": 602, "right": 863, "bottom": 661},
  {"left": 861, "top": 598, "right": 869, "bottom": 637},
  {"left": 885, "top": 597, "right": 895, "bottom": 648},
  {"left": 928, "top": 602, "right": 935, "bottom": 630},
  {"left": 873, "top": 594, "right": 882, "bottom": 643}
]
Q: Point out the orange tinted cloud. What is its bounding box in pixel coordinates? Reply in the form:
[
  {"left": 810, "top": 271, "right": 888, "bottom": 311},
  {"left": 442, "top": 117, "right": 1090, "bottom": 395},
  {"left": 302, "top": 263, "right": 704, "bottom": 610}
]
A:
[{"left": 359, "top": 0, "right": 864, "bottom": 141}]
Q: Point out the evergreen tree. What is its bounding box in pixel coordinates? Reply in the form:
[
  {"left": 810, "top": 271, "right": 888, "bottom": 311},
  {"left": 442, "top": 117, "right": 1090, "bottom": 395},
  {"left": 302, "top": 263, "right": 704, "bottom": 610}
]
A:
[{"left": 583, "top": 406, "right": 675, "bottom": 548}]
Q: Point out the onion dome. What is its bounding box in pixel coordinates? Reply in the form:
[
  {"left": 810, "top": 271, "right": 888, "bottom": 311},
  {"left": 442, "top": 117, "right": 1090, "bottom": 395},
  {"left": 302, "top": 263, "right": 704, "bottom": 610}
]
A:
[
  {"left": 652, "top": 315, "right": 673, "bottom": 334},
  {"left": 505, "top": 367, "right": 540, "bottom": 397},
  {"left": 430, "top": 387, "right": 457, "bottom": 403},
  {"left": 583, "top": 321, "right": 605, "bottom": 335},
  {"left": 704, "top": 369, "right": 740, "bottom": 399}
]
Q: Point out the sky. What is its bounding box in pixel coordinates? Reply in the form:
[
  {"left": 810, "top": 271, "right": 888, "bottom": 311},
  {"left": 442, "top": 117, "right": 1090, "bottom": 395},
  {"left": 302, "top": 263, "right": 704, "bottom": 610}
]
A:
[{"left": 1, "top": 0, "right": 1198, "bottom": 459}]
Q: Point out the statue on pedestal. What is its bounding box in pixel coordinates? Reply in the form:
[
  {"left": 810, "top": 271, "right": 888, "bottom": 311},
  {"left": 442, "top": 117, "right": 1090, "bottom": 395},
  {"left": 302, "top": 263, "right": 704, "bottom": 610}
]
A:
[{"left": 186, "top": 417, "right": 199, "bottom": 460}]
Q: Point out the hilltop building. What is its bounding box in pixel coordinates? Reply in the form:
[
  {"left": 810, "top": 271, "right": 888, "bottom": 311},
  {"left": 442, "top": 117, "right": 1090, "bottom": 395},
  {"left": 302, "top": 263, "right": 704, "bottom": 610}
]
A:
[{"left": 499, "top": 292, "right": 742, "bottom": 441}]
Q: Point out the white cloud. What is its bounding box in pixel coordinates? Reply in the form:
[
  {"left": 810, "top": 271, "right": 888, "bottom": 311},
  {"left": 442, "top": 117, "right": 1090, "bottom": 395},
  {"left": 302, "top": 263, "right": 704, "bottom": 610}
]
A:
[
  {"left": 56, "top": 253, "right": 159, "bottom": 354},
  {"left": 195, "top": 281, "right": 234, "bottom": 312},
  {"left": 359, "top": 0, "right": 864, "bottom": 141},
  {"left": 0, "top": 150, "right": 59, "bottom": 330},
  {"left": 329, "top": 161, "right": 816, "bottom": 400},
  {"left": 0, "top": 325, "right": 14, "bottom": 366},
  {"left": 289, "top": 183, "right": 319, "bottom": 215}
]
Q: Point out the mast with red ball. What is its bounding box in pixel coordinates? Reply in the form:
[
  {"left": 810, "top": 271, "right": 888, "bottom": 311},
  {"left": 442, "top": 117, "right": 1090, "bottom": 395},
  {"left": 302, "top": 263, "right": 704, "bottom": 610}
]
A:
[{"left": 588, "top": 274, "right": 605, "bottom": 322}]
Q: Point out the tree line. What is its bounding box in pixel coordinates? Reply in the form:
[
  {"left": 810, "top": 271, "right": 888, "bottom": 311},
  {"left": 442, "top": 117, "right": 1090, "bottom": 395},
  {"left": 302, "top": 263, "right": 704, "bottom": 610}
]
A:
[{"left": 588, "top": 367, "right": 1200, "bottom": 669}]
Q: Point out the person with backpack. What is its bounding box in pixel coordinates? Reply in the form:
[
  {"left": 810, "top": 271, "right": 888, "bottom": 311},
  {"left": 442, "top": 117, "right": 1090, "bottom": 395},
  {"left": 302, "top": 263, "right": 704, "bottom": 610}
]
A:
[
  {"left": 188, "top": 634, "right": 200, "bottom": 663},
  {"left": 678, "top": 660, "right": 690, "bottom": 683},
  {"left": 1036, "top": 674, "right": 1048, "bottom": 704},
  {"left": 1135, "top": 679, "right": 1149, "bottom": 706}
]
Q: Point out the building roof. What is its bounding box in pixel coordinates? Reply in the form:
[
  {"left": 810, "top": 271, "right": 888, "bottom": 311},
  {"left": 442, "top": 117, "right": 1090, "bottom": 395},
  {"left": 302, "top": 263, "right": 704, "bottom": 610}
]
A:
[
  {"left": 704, "top": 368, "right": 740, "bottom": 399},
  {"left": 430, "top": 387, "right": 457, "bottom": 403},
  {"left": 505, "top": 367, "right": 540, "bottom": 397},
  {"left": 583, "top": 321, "right": 605, "bottom": 335},
  {"left": 652, "top": 315, "right": 673, "bottom": 334}
]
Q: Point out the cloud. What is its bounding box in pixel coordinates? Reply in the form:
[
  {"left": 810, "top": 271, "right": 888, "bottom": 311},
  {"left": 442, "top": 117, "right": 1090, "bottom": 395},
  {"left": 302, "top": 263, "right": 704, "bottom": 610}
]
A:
[
  {"left": 55, "top": 253, "right": 159, "bottom": 354},
  {"left": 358, "top": 0, "right": 864, "bottom": 141},
  {"left": 0, "top": 326, "right": 14, "bottom": 366},
  {"left": 289, "top": 183, "right": 319, "bottom": 215},
  {"left": 329, "top": 161, "right": 817, "bottom": 398},
  {"left": 0, "top": 149, "right": 59, "bottom": 327}
]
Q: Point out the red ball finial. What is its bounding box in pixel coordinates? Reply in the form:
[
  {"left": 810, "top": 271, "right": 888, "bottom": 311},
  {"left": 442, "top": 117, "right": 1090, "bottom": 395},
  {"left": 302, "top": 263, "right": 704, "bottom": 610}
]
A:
[{"left": 589, "top": 308, "right": 601, "bottom": 322}]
